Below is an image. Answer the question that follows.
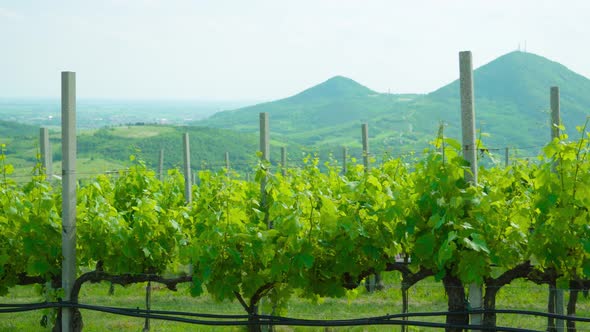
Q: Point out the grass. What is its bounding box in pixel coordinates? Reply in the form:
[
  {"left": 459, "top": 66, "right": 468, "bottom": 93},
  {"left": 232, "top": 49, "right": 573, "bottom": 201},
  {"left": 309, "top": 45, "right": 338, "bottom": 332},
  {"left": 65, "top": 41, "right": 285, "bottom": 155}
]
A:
[{"left": 2, "top": 273, "right": 590, "bottom": 331}]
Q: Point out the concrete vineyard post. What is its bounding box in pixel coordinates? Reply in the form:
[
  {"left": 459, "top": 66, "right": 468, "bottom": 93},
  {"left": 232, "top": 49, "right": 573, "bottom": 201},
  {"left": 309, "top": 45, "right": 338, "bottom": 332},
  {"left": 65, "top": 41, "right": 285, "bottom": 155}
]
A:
[
  {"left": 551, "top": 87, "right": 560, "bottom": 141},
  {"left": 158, "top": 149, "right": 164, "bottom": 181},
  {"left": 260, "top": 113, "right": 270, "bottom": 162},
  {"left": 342, "top": 146, "right": 348, "bottom": 175},
  {"left": 460, "top": 51, "right": 478, "bottom": 185},
  {"left": 550, "top": 86, "right": 565, "bottom": 332},
  {"left": 61, "top": 71, "right": 77, "bottom": 332},
  {"left": 438, "top": 122, "right": 446, "bottom": 164},
  {"left": 260, "top": 112, "right": 270, "bottom": 228},
  {"left": 505, "top": 147, "right": 509, "bottom": 167},
  {"left": 225, "top": 151, "right": 230, "bottom": 171},
  {"left": 40, "top": 127, "right": 52, "bottom": 179},
  {"left": 362, "top": 123, "right": 369, "bottom": 171},
  {"left": 143, "top": 281, "right": 151, "bottom": 332},
  {"left": 183, "top": 133, "right": 192, "bottom": 204},
  {"left": 281, "top": 146, "right": 287, "bottom": 177},
  {"left": 361, "top": 123, "right": 381, "bottom": 291},
  {"left": 459, "top": 51, "right": 482, "bottom": 328}
]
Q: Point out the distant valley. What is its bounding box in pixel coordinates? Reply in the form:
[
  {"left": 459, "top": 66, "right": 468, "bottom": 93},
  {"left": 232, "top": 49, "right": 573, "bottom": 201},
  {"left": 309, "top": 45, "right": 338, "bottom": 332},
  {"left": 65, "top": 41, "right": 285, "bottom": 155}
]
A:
[{"left": 0, "top": 98, "right": 255, "bottom": 129}]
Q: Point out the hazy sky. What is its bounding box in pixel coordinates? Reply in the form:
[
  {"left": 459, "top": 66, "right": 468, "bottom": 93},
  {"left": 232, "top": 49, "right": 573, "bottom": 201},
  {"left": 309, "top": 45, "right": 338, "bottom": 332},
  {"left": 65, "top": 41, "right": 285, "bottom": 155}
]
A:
[{"left": 1, "top": 0, "right": 588, "bottom": 100}]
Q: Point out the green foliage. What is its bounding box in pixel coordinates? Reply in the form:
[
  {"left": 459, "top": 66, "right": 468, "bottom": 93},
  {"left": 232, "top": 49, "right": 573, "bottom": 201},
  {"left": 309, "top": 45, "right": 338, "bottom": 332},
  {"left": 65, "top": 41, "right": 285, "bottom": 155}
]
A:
[
  {"left": 77, "top": 162, "right": 189, "bottom": 274},
  {"left": 4, "top": 124, "right": 590, "bottom": 316},
  {"left": 0, "top": 170, "right": 61, "bottom": 295},
  {"left": 528, "top": 125, "right": 590, "bottom": 280}
]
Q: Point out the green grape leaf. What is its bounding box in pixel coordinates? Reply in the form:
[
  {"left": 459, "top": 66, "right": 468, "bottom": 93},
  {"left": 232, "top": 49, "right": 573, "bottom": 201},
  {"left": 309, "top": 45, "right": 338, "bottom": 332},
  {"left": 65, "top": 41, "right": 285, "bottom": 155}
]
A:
[
  {"left": 414, "top": 233, "right": 435, "bottom": 261},
  {"left": 27, "top": 260, "right": 50, "bottom": 276},
  {"left": 437, "top": 236, "right": 456, "bottom": 268},
  {"left": 457, "top": 251, "right": 486, "bottom": 284},
  {"left": 295, "top": 253, "right": 314, "bottom": 269},
  {"left": 583, "top": 259, "right": 590, "bottom": 278},
  {"left": 557, "top": 276, "right": 569, "bottom": 290},
  {"left": 463, "top": 233, "right": 490, "bottom": 253}
]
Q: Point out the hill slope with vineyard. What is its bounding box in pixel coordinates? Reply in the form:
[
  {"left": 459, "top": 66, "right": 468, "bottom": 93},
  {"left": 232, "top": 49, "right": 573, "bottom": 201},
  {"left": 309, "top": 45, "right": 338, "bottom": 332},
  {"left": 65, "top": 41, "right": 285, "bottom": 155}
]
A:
[{"left": 1, "top": 123, "right": 268, "bottom": 178}]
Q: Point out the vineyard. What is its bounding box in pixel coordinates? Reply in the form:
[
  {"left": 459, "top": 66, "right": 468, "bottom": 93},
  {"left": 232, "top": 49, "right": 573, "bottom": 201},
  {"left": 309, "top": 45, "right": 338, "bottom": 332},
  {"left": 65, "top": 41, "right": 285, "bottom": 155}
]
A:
[
  {"left": 3, "top": 53, "right": 590, "bottom": 332},
  {"left": 3, "top": 125, "right": 590, "bottom": 331}
]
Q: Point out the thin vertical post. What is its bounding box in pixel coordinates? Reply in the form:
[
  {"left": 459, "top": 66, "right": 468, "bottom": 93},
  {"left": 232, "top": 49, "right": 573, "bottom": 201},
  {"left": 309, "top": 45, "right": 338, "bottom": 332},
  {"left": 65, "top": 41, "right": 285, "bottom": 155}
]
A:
[
  {"left": 259, "top": 113, "right": 270, "bottom": 228},
  {"left": 280, "top": 147, "right": 287, "bottom": 177},
  {"left": 361, "top": 123, "right": 381, "bottom": 291},
  {"left": 362, "top": 123, "right": 369, "bottom": 171},
  {"left": 158, "top": 149, "right": 164, "bottom": 181},
  {"left": 505, "top": 147, "right": 509, "bottom": 167},
  {"left": 550, "top": 86, "right": 565, "bottom": 332},
  {"left": 260, "top": 113, "right": 270, "bottom": 162},
  {"left": 460, "top": 51, "right": 478, "bottom": 184},
  {"left": 182, "top": 133, "right": 192, "bottom": 204},
  {"left": 61, "top": 71, "right": 77, "bottom": 332},
  {"left": 460, "top": 51, "right": 482, "bottom": 328},
  {"left": 256, "top": 112, "right": 271, "bottom": 326},
  {"left": 342, "top": 146, "right": 348, "bottom": 175},
  {"left": 143, "top": 281, "right": 151, "bottom": 332},
  {"left": 438, "top": 122, "right": 446, "bottom": 164},
  {"left": 40, "top": 127, "right": 52, "bottom": 178},
  {"left": 551, "top": 87, "right": 560, "bottom": 141},
  {"left": 225, "top": 152, "right": 230, "bottom": 171}
]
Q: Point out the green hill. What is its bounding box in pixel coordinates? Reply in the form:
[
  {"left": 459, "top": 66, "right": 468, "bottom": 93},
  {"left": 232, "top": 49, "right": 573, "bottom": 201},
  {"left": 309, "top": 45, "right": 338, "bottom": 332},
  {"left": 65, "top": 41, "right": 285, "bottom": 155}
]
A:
[
  {"left": 78, "top": 125, "right": 264, "bottom": 172},
  {"left": 420, "top": 51, "right": 590, "bottom": 148},
  {"left": 291, "top": 75, "right": 375, "bottom": 100},
  {"left": 200, "top": 76, "right": 420, "bottom": 146},
  {"left": 198, "top": 51, "right": 590, "bottom": 154}
]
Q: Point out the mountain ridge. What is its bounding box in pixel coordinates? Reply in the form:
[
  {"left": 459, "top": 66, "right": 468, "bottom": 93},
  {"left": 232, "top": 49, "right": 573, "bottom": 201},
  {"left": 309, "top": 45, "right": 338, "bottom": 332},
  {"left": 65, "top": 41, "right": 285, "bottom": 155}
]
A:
[
  {"left": 202, "top": 75, "right": 406, "bottom": 139},
  {"left": 199, "top": 51, "right": 590, "bottom": 151},
  {"left": 420, "top": 51, "right": 590, "bottom": 147},
  {"left": 289, "top": 76, "right": 377, "bottom": 101}
]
